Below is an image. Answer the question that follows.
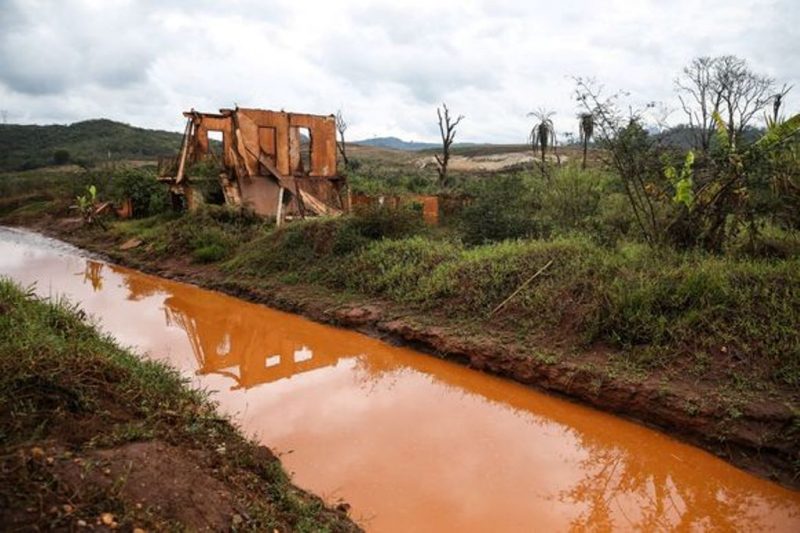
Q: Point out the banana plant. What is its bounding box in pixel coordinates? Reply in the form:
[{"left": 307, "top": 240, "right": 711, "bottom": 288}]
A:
[
  {"left": 664, "top": 150, "right": 695, "bottom": 208},
  {"left": 73, "top": 185, "right": 99, "bottom": 224}
]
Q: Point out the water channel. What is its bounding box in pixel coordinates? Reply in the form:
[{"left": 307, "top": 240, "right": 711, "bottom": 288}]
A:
[{"left": 1, "top": 227, "right": 798, "bottom": 531}]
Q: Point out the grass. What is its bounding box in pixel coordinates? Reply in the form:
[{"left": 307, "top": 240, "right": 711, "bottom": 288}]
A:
[
  {"left": 0, "top": 279, "right": 359, "bottom": 531},
  {"left": 115, "top": 206, "right": 271, "bottom": 263}
]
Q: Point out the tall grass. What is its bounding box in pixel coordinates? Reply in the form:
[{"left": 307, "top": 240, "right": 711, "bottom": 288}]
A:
[{"left": 227, "top": 224, "right": 799, "bottom": 385}]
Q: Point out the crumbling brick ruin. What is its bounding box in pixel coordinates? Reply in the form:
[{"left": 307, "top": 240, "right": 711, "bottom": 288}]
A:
[{"left": 159, "top": 107, "right": 348, "bottom": 223}]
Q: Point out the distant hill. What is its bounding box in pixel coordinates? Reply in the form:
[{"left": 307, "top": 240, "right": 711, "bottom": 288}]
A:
[
  {"left": 0, "top": 119, "right": 184, "bottom": 172},
  {"left": 657, "top": 124, "right": 764, "bottom": 150},
  {"left": 353, "top": 137, "right": 440, "bottom": 151}
]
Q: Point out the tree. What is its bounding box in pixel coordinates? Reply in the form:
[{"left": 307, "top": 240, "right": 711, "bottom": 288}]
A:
[
  {"left": 53, "top": 149, "right": 71, "bottom": 165},
  {"left": 676, "top": 55, "right": 775, "bottom": 151},
  {"left": 576, "top": 74, "right": 800, "bottom": 252},
  {"left": 578, "top": 112, "right": 594, "bottom": 169},
  {"left": 675, "top": 57, "right": 722, "bottom": 153},
  {"left": 528, "top": 109, "right": 556, "bottom": 177},
  {"left": 574, "top": 77, "right": 666, "bottom": 246},
  {"left": 768, "top": 84, "right": 793, "bottom": 127},
  {"left": 335, "top": 109, "right": 349, "bottom": 169},
  {"left": 434, "top": 102, "right": 464, "bottom": 188}
]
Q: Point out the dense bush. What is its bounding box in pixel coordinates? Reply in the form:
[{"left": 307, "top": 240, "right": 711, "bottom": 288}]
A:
[
  {"left": 348, "top": 168, "right": 436, "bottom": 195},
  {"left": 227, "top": 204, "right": 426, "bottom": 277},
  {"left": 457, "top": 168, "right": 636, "bottom": 246},
  {"left": 538, "top": 166, "right": 636, "bottom": 244},
  {"left": 115, "top": 205, "right": 266, "bottom": 263},
  {"left": 109, "top": 168, "right": 169, "bottom": 217},
  {"left": 458, "top": 174, "right": 549, "bottom": 245},
  {"left": 338, "top": 237, "right": 461, "bottom": 301}
]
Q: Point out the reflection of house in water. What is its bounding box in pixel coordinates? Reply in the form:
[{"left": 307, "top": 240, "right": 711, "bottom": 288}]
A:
[
  {"left": 78, "top": 260, "right": 104, "bottom": 291},
  {"left": 108, "top": 262, "right": 399, "bottom": 390},
  {"left": 159, "top": 290, "right": 358, "bottom": 390}
]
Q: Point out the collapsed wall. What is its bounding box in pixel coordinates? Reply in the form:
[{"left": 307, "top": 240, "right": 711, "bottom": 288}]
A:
[{"left": 158, "top": 107, "right": 348, "bottom": 223}]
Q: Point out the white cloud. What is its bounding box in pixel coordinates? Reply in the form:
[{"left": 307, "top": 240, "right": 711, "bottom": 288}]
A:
[{"left": 0, "top": 0, "right": 796, "bottom": 142}]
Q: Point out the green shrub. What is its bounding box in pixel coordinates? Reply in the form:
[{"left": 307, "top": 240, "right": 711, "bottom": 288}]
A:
[
  {"left": 458, "top": 174, "right": 550, "bottom": 245},
  {"left": 540, "top": 165, "right": 635, "bottom": 244},
  {"left": 109, "top": 168, "right": 166, "bottom": 217},
  {"left": 338, "top": 237, "right": 461, "bottom": 301},
  {"left": 593, "top": 192, "right": 636, "bottom": 244},
  {"left": 348, "top": 169, "right": 435, "bottom": 195},
  {"left": 227, "top": 205, "right": 425, "bottom": 278},
  {"left": 348, "top": 203, "right": 425, "bottom": 240},
  {"left": 193, "top": 243, "right": 227, "bottom": 263},
  {"left": 113, "top": 206, "right": 265, "bottom": 261}
]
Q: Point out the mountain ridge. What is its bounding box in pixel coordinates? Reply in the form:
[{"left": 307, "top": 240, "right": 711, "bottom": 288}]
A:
[{"left": 0, "top": 119, "right": 183, "bottom": 171}]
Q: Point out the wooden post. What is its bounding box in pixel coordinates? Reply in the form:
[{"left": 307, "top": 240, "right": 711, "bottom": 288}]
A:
[
  {"left": 276, "top": 187, "right": 285, "bottom": 226},
  {"left": 175, "top": 117, "right": 192, "bottom": 185}
]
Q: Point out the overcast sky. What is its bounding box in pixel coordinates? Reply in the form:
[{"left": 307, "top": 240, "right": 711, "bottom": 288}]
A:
[{"left": 0, "top": 0, "right": 796, "bottom": 143}]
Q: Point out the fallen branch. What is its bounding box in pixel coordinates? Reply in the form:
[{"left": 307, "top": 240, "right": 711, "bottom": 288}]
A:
[{"left": 489, "top": 259, "right": 554, "bottom": 317}]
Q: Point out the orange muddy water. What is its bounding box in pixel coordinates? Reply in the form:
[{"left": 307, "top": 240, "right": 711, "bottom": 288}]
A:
[{"left": 2, "top": 227, "right": 799, "bottom": 532}]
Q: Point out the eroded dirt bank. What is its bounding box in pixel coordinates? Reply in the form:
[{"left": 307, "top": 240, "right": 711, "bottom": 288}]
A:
[{"left": 9, "top": 218, "right": 800, "bottom": 491}]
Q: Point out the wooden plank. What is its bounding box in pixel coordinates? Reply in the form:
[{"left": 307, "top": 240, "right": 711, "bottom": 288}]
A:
[
  {"left": 276, "top": 187, "right": 285, "bottom": 226},
  {"left": 299, "top": 188, "right": 342, "bottom": 216},
  {"left": 175, "top": 117, "right": 193, "bottom": 185}
]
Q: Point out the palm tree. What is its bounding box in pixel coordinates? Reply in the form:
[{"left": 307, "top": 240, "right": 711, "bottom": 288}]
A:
[
  {"left": 528, "top": 109, "right": 556, "bottom": 177},
  {"left": 578, "top": 112, "right": 594, "bottom": 169}
]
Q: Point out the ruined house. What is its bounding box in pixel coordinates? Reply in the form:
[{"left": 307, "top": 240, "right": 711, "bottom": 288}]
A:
[{"left": 158, "top": 107, "right": 348, "bottom": 223}]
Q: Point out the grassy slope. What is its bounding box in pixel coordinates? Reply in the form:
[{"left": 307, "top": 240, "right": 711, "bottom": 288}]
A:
[
  {"left": 0, "top": 280, "right": 360, "bottom": 531},
  {"left": 221, "top": 215, "right": 800, "bottom": 387}
]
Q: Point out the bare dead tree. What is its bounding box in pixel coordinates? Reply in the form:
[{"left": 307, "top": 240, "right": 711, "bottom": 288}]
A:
[
  {"left": 435, "top": 102, "right": 464, "bottom": 188},
  {"left": 335, "top": 109, "right": 349, "bottom": 169},
  {"left": 675, "top": 57, "right": 722, "bottom": 153},
  {"left": 715, "top": 55, "right": 773, "bottom": 148},
  {"left": 676, "top": 55, "right": 775, "bottom": 151}
]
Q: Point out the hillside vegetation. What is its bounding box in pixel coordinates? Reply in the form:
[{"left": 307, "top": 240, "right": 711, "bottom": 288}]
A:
[{"left": 0, "top": 119, "right": 183, "bottom": 171}]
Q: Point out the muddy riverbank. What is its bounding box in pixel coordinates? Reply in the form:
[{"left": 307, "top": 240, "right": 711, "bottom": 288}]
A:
[
  {"left": 7, "top": 217, "right": 799, "bottom": 492},
  {"left": 0, "top": 272, "right": 360, "bottom": 531}
]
